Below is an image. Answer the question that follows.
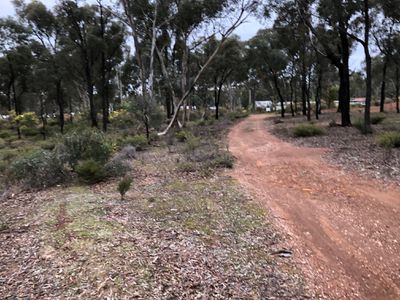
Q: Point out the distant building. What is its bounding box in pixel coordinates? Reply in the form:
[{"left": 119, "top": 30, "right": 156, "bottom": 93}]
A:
[
  {"left": 255, "top": 100, "right": 273, "bottom": 112},
  {"left": 351, "top": 97, "right": 366, "bottom": 106}
]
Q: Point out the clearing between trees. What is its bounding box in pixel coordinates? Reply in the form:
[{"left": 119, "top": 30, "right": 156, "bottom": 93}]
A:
[{"left": 229, "top": 114, "right": 400, "bottom": 300}]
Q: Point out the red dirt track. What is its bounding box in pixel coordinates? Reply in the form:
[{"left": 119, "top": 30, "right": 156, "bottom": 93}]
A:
[{"left": 228, "top": 114, "right": 400, "bottom": 300}]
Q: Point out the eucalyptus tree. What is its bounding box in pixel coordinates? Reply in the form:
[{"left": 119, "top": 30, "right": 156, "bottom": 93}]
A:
[
  {"left": 95, "top": 0, "right": 125, "bottom": 131},
  {"left": 56, "top": 0, "right": 101, "bottom": 128},
  {"left": 0, "top": 18, "right": 33, "bottom": 138},
  {"left": 247, "top": 29, "right": 289, "bottom": 118},
  {"left": 202, "top": 36, "right": 245, "bottom": 119},
  {"left": 119, "top": 0, "right": 258, "bottom": 135},
  {"left": 14, "top": 0, "right": 71, "bottom": 133}
]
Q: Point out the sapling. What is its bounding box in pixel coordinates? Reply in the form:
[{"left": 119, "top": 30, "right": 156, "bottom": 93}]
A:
[{"left": 117, "top": 176, "right": 132, "bottom": 200}]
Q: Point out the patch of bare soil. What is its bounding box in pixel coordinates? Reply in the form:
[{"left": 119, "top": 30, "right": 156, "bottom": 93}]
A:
[
  {"left": 270, "top": 112, "right": 400, "bottom": 185},
  {"left": 228, "top": 114, "right": 400, "bottom": 300},
  {"left": 0, "top": 130, "right": 306, "bottom": 298}
]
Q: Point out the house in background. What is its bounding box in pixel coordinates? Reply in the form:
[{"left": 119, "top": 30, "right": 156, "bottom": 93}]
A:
[
  {"left": 350, "top": 97, "right": 366, "bottom": 106},
  {"left": 255, "top": 100, "right": 273, "bottom": 112}
]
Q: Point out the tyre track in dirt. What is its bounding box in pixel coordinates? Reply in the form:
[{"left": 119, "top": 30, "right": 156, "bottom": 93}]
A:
[{"left": 228, "top": 114, "right": 400, "bottom": 300}]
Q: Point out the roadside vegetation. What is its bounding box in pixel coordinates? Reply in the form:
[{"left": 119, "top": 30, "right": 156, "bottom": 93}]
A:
[{"left": 0, "top": 114, "right": 306, "bottom": 298}]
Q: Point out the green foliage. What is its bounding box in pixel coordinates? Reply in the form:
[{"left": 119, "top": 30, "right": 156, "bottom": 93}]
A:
[
  {"left": 75, "top": 159, "right": 106, "bottom": 184},
  {"left": 110, "top": 109, "right": 136, "bottom": 129},
  {"left": 177, "top": 162, "right": 197, "bottom": 173},
  {"left": 104, "top": 156, "right": 131, "bottom": 178},
  {"left": 13, "top": 112, "right": 40, "bottom": 128},
  {"left": 376, "top": 131, "right": 400, "bottom": 148},
  {"left": 117, "top": 176, "right": 132, "bottom": 200},
  {"left": 39, "top": 140, "right": 56, "bottom": 151},
  {"left": 227, "top": 110, "right": 250, "bottom": 121},
  {"left": 293, "top": 124, "right": 324, "bottom": 137},
  {"left": 0, "top": 130, "right": 12, "bottom": 139},
  {"left": 175, "top": 130, "right": 189, "bottom": 142},
  {"left": 184, "top": 134, "right": 201, "bottom": 154},
  {"left": 21, "top": 126, "right": 40, "bottom": 136},
  {"left": 9, "top": 150, "right": 66, "bottom": 188},
  {"left": 59, "top": 129, "right": 112, "bottom": 168},
  {"left": 371, "top": 114, "right": 386, "bottom": 125},
  {"left": 353, "top": 118, "right": 364, "bottom": 131},
  {"left": 0, "top": 138, "right": 5, "bottom": 149},
  {"left": 122, "top": 134, "right": 148, "bottom": 151},
  {"left": 209, "top": 151, "right": 234, "bottom": 169},
  {"left": 0, "top": 149, "right": 19, "bottom": 162}
]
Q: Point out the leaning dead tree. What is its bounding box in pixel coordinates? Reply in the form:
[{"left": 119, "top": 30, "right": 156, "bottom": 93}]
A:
[{"left": 119, "top": 0, "right": 258, "bottom": 136}]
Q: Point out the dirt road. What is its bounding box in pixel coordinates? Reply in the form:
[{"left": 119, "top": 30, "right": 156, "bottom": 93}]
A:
[{"left": 228, "top": 114, "right": 400, "bottom": 300}]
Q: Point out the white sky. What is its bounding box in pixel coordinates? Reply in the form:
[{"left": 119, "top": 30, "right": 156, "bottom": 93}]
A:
[{"left": 0, "top": 0, "right": 363, "bottom": 70}]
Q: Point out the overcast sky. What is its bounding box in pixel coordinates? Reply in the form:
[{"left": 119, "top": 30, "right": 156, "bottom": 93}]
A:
[{"left": 0, "top": 0, "right": 363, "bottom": 70}]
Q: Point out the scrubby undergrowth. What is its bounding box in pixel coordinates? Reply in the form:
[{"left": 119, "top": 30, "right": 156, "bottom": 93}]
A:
[
  {"left": 0, "top": 115, "right": 306, "bottom": 299},
  {"left": 270, "top": 111, "right": 400, "bottom": 184}
]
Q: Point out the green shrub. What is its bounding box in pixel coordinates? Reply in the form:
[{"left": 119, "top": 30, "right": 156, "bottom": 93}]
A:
[
  {"left": 184, "top": 134, "right": 201, "bottom": 154},
  {"left": 0, "top": 138, "right": 5, "bottom": 149},
  {"left": 177, "top": 162, "right": 197, "bottom": 173},
  {"left": 117, "top": 176, "right": 132, "bottom": 200},
  {"left": 0, "top": 130, "right": 12, "bottom": 139},
  {"left": 104, "top": 156, "right": 131, "bottom": 178},
  {"left": 293, "top": 124, "right": 324, "bottom": 137},
  {"left": 39, "top": 140, "right": 56, "bottom": 151},
  {"left": 0, "top": 149, "right": 19, "bottom": 161},
  {"left": 59, "top": 129, "right": 112, "bottom": 168},
  {"left": 149, "top": 132, "right": 160, "bottom": 142},
  {"left": 353, "top": 118, "right": 364, "bottom": 131},
  {"left": 175, "top": 130, "right": 189, "bottom": 142},
  {"left": 0, "top": 160, "right": 7, "bottom": 173},
  {"left": 227, "top": 110, "right": 250, "bottom": 121},
  {"left": 209, "top": 152, "right": 235, "bottom": 169},
  {"left": 122, "top": 135, "right": 148, "bottom": 151},
  {"left": 75, "top": 159, "right": 106, "bottom": 184},
  {"left": 371, "top": 114, "right": 386, "bottom": 125},
  {"left": 21, "top": 126, "right": 39, "bottom": 137},
  {"left": 9, "top": 150, "right": 67, "bottom": 189},
  {"left": 377, "top": 131, "right": 400, "bottom": 148}
]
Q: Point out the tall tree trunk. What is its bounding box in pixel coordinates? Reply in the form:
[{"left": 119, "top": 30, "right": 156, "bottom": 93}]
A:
[
  {"left": 363, "top": 0, "right": 372, "bottom": 134},
  {"left": 272, "top": 75, "right": 285, "bottom": 118},
  {"left": 289, "top": 78, "right": 295, "bottom": 117},
  {"left": 301, "top": 55, "right": 307, "bottom": 116},
  {"left": 40, "top": 94, "right": 47, "bottom": 140},
  {"left": 56, "top": 80, "right": 65, "bottom": 134},
  {"left": 380, "top": 57, "right": 387, "bottom": 113},
  {"left": 396, "top": 64, "right": 400, "bottom": 113},
  {"left": 306, "top": 70, "right": 311, "bottom": 121},
  {"left": 315, "top": 69, "right": 322, "bottom": 120},
  {"left": 99, "top": 2, "right": 108, "bottom": 132}
]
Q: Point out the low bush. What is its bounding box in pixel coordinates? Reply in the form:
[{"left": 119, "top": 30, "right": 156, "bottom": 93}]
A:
[
  {"left": 122, "top": 135, "right": 148, "bottom": 151},
  {"left": 0, "top": 130, "right": 12, "bottom": 139},
  {"left": 114, "top": 145, "right": 136, "bottom": 160},
  {"left": 75, "top": 159, "right": 106, "bottom": 184},
  {"left": 177, "top": 162, "right": 197, "bottom": 173},
  {"left": 293, "top": 124, "right": 324, "bottom": 137},
  {"left": 175, "top": 130, "right": 189, "bottom": 142},
  {"left": 8, "top": 150, "right": 67, "bottom": 188},
  {"left": 371, "top": 114, "right": 386, "bottom": 125},
  {"left": 0, "top": 149, "right": 19, "bottom": 162},
  {"left": 39, "top": 140, "right": 56, "bottom": 151},
  {"left": 208, "top": 151, "right": 235, "bottom": 169},
  {"left": 117, "top": 176, "right": 132, "bottom": 200},
  {"left": 377, "top": 131, "right": 400, "bottom": 148},
  {"left": 227, "top": 110, "right": 250, "bottom": 121},
  {"left": 21, "top": 126, "right": 39, "bottom": 137},
  {"left": 104, "top": 156, "right": 131, "bottom": 178},
  {"left": 0, "top": 138, "right": 5, "bottom": 149},
  {"left": 59, "top": 129, "right": 112, "bottom": 168},
  {"left": 183, "top": 134, "right": 201, "bottom": 154}
]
